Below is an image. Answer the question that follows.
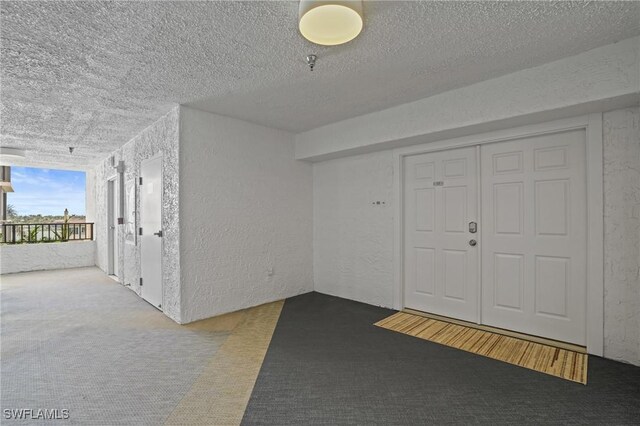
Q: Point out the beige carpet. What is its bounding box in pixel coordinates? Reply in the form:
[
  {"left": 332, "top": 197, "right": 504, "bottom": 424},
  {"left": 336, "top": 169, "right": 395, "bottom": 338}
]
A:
[
  {"left": 1, "top": 267, "right": 283, "bottom": 425},
  {"left": 165, "top": 300, "right": 283, "bottom": 425},
  {"left": 375, "top": 311, "right": 588, "bottom": 384}
]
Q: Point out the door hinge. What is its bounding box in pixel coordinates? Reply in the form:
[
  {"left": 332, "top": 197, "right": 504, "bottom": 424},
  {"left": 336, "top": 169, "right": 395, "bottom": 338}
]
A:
[
  {"left": 139, "top": 277, "right": 143, "bottom": 286},
  {"left": 139, "top": 227, "right": 143, "bottom": 236},
  {"left": 139, "top": 177, "right": 143, "bottom": 185}
]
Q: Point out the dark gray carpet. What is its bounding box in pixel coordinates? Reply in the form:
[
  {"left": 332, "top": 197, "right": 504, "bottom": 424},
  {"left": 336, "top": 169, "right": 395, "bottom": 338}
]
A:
[{"left": 243, "top": 292, "right": 640, "bottom": 425}]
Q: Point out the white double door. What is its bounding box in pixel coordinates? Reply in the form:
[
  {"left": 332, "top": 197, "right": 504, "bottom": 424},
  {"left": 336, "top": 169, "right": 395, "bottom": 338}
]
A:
[{"left": 404, "top": 129, "right": 587, "bottom": 345}]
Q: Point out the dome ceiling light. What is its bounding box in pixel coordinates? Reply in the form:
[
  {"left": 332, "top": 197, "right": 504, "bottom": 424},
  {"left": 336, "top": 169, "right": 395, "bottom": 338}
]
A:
[{"left": 299, "top": 0, "right": 364, "bottom": 46}]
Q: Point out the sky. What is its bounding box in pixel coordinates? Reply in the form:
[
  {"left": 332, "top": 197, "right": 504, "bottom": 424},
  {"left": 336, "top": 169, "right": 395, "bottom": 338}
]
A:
[{"left": 8, "top": 167, "right": 86, "bottom": 216}]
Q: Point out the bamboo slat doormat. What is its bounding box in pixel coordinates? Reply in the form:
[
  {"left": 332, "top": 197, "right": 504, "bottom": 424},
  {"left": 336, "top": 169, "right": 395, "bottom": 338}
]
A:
[{"left": 375, "top": 312, "right": 588, "bottom": 384}]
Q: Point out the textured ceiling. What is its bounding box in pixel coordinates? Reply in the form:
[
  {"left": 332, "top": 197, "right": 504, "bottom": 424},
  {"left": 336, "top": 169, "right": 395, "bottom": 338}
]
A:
[{"left": 1, "top": 1, "right": 639, "bottom": 169}]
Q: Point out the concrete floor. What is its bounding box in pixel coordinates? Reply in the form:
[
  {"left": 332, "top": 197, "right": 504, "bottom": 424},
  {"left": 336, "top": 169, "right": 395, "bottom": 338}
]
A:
[{"left": 0, "top": 267, "right": 281, "bottom": 425}]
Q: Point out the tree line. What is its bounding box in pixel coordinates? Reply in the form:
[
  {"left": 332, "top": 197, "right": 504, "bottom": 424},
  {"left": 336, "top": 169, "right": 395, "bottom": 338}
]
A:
[{"left": 4, "top": 205, "right": 85, "bottom": 224}]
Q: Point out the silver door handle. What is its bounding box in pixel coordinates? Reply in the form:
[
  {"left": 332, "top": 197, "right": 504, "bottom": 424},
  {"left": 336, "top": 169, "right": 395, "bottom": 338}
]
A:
[
  {"left": 153, "top": 230, "right": 163, "bottom": 237},
  {"left": 469, "top": 239, "right": 477, "bottom": 246}
]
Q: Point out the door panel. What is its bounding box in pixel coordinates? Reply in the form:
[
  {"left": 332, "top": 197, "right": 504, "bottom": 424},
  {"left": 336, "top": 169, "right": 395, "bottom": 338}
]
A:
[
  {"left": 415, "top": 248, "right": 435, "bottom": 295},
  {"left": 493, "top": 253, "right": 523, "bottom": 311},
  {"left": 404, "top": 147, "right": 478, "bottom": 322},
  {"left": 493, "top": 183, "right": 523, "bottom": 235},
  {"left": 481, "top": 129, "right": 587, "bottom": 345},
  {"left": 140, "top": 156, "right": 163, "bottom": 309}
]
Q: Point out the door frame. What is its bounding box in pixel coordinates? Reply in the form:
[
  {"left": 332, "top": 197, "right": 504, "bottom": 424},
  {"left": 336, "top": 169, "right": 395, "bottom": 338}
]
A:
[
  {"left": 139, "top": 153, "right": 164, "bottom": 310},
  {"left": 107, "top": 175, "right": 119, "bottom": 278},
  {"left": 392, "top": 113, "right": 604, "bottom": 356}
]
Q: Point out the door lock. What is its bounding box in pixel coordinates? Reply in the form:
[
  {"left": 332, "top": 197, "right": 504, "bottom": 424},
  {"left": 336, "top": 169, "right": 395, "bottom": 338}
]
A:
[
  {"left": 469, "top": 221, "right": 477, "bottom": 233},
  {"left": 153, "top": 230, "right": 163, "bottom": 237},
  {"left": 469, "top": 239, "right": 477, "bottom": 247}
]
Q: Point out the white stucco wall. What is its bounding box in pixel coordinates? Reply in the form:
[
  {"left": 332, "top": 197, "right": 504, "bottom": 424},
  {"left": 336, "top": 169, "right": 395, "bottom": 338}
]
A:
[
  {"left": 0, "top": 241, "right": 96, "bottom": 274},
  {"left": 603, "top": 107, "right": 640, "bottom": 365},
  {"left": 85, "top": 170, "right": 96, "bottom": 225},
  {"left": 94, "top": 108, "right": 181, "bottom": 322},
  {"left": 313, "top": 107, "right": 640, "bottom": 365},
  {"left": 313, "top": 151, "right": 395, "bottom": 307},
  {"left": 179, "top": 106, "right": 313, "bottom": 323},
  {"left": 297, "top": 36, "right": 639, "bottom": 161},
  {"left": 314, "top": 152, "right": 394, "bottom": 307}
]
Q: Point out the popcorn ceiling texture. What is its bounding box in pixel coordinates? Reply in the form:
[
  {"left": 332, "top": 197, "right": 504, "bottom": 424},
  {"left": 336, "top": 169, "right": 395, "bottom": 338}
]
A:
[
  {"left": 603, "top": 107, "right": 640, "bottom": 365},
  {"left": 1, "top": 1, "right": 640, "bottom": 168},
  {"left": 94, "top": 108, "right": 181, "bottom": 322},
  {"left": 313, "top": 107, "right": 640, "bottom": 365}
]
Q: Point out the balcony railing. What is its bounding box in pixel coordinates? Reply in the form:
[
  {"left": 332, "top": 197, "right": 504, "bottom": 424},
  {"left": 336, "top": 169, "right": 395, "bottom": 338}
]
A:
[{"left": 1, "top": 223, "right": 94, "bottom": 244}]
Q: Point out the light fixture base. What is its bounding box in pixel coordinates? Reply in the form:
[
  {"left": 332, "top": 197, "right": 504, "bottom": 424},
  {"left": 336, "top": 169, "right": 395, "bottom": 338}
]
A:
[{"left": 306, "top": 54, "right": 317, "bottom": 71}]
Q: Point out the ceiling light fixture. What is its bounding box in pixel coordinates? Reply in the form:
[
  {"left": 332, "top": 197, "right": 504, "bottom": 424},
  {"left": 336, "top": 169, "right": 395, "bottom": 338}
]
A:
[
  {"left": 0, "top": 147, "right": 26, "bottom": 160},
  {"left": 299, "top": 0, "right": 363, "bottom": 46}
]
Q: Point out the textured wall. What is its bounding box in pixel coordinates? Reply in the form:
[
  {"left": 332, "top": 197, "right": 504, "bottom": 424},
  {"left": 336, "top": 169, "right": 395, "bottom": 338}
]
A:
[
  {"left": 313, "top": 107, "right": 640, "bottom": 365},
  {"left": 603, "top": 107, "right": 640, "bottom": 365},
  {"left": 94, "top": 108, "right": 181, "bottom": 322},
  {"left": 0, "top": 241, "right": 95, "bottom": 274},
  {"left": 85, "top": 170, "right": 96, "bottom": 225},
  {"left": 313, "top": 151, "right": 395, "bottom": 307},
  {"left": 179, "top": 106, "right": 313, "bottom": 323}
]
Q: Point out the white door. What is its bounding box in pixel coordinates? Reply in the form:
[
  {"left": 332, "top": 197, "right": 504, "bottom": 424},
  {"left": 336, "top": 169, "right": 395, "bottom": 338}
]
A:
[
  {"left": 107, "top": 178, "right": 118, "bottom": 277},
  {"left": 481, "top": 129, "right": 587, "bottom": 344},
  {"left": 404, "top": 147, "right": 479, "bottom": 322},
  {"left": 140, "top": 155, "right": 163, "bottom": 309}
]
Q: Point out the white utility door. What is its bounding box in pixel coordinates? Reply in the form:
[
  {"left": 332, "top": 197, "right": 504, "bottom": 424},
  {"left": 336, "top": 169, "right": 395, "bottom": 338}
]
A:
[
  {"left": 140, "top": 155, "right": 163, "bottom": 309},
  {"left": 481, "top": 130, "right": 587, "bottom": 345},
  {"left": 107, "top": 178, "right": 118, "bottom": 277},
  {"left": 404, "top": 147, "right": 479, "bottom": 322}
]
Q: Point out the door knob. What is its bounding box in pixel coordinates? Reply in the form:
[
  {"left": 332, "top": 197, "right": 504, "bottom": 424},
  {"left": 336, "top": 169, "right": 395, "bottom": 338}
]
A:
[
  {"left": 153, "top": 230, "right": 163, "bottom": 237},
  {"left": 469, "top": 239, "right": 477, "bottom": 246}
]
